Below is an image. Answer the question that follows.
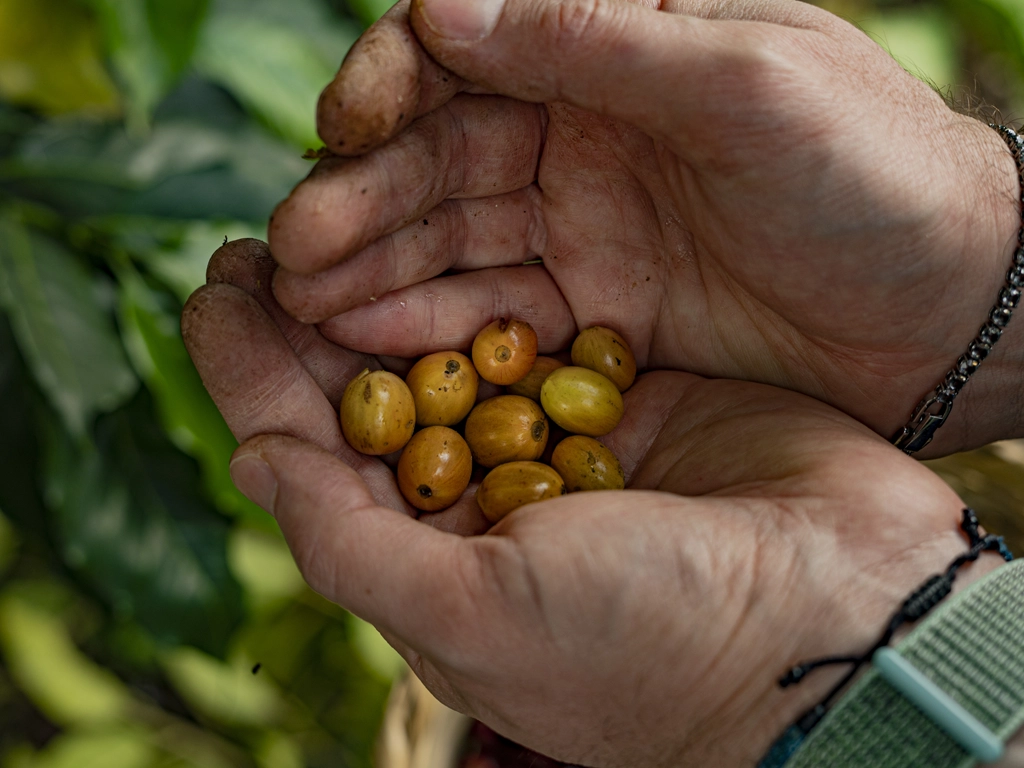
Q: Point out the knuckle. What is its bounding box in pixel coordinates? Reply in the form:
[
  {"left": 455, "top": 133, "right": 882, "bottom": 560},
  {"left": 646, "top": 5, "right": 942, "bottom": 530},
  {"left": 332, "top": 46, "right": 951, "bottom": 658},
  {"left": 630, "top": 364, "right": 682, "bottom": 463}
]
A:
[{"left": 547, "top": 0, "right": 606, "bottom": 50}]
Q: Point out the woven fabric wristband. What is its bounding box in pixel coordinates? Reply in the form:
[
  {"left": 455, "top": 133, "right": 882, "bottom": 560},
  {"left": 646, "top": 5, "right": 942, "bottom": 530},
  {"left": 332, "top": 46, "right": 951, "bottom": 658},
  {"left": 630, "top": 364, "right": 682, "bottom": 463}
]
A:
[
  {"left": 892, "top": 123, "right": 1024, "bottom": 454},
  {"left": 779, "top": 559, "right": 1024, "bottom": 767}
]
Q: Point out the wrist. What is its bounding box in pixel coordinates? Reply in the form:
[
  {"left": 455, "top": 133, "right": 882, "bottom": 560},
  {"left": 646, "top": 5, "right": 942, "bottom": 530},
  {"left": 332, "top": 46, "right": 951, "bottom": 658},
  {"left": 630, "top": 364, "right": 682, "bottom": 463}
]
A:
[
  {"left": 753, "top": 522, "right": 1010, "bottom": 766},
  {"left": 894, "top": 117, "right": 1024, "bottom": 456}
]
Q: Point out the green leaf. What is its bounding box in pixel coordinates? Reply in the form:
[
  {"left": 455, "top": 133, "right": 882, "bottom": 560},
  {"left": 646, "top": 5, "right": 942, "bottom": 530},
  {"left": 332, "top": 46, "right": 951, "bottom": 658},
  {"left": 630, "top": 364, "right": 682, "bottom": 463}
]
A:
[
  {"left": 0, "top": 509, "right": 18, "bottom": 579},
  {"left": 0, "top": 316, "right": 48, "bottom": 537},
  {"left": 227, "top": 528, "right": 305, "bottom": 613},
  {"left": 346, "top": 0, "right": 393, "bottom": 26},
  {"left": 253, "top": 732, "right": 304, "bottom": 768},
  {"left": 857, "top": 7, "right": 959, "bottom": 90},
  {"left": 1, "top": 118, "right": 307, "bottom": 222},
  {"left": 194, "top": 0, "right": 359, "bottom": 148},
  {"left": 161, "top": 646, "right": 281, "bottom": 726},
  {"left": 0, "top": 215, "right": 138, "bottom": 439},
  {"left": 209, "top": 0, "right": 362, "bottom": 66},
  {"left": 945, "top": 0, "right": 1024, "bottom": 83},
  {"left": 0, "top": 0, "right": 120, "bottom": 116},
  {"left": 29, "top": 727, "right": 156, "bottom": 768},
  {"left": 82, "top": 0, "right": 210, "bottom": 132},
  {"left": 194, "top": 18, "right": 338, "bottom": 148},
  {"left": 45, "top": 392, "right": 245, "bottom": 656},
  {"left": 0, "top": 590, "right": 132, "bottom": 726},
  {"left": 115, "top": 266, "right": 270, "bottom": 529},
  {"left": 346, "top": 614, "right": 405, "bottom": 682}
]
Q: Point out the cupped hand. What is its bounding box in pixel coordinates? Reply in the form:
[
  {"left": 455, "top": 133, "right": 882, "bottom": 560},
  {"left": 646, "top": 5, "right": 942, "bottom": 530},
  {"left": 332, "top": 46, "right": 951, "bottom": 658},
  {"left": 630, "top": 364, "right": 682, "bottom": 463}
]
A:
[
  {"left": 266, "top": 0, "right": 1024, "bottom": 456},
  {"left": 183, "top": 239, "right": 1002, "bottom": 768}
]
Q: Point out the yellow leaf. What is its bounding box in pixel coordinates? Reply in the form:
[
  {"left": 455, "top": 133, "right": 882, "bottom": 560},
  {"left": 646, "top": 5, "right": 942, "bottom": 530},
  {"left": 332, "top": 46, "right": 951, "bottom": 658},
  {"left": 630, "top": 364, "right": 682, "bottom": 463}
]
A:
[
  {"left": 32, "top": 728, "right": 155, "bottom": 768},
  {"left": 0, "top": 0, "right": 119, "bottom": 115},
  {"left": 0, "top": 591, "right": 131, "bottom": 726}
]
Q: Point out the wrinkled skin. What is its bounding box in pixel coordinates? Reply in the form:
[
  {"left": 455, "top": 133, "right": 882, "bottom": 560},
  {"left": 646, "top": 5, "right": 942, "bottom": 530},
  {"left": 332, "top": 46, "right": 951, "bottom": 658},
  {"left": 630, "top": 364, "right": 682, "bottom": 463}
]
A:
[
  {"left": 185, "top": 0, "right": 1024, "bottom": 762},
  {"left": 266, "top": 0, "right": 1024, "bottom": 457},
  {"left": 183, "top": 239, "right": 1004, "bottom": 768}
]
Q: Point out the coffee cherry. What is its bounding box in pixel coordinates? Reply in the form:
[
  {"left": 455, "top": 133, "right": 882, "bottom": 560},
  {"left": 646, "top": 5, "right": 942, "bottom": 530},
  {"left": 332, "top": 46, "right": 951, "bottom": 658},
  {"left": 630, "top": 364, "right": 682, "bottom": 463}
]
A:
[
  {"left": 397, "top": 427, "right": 472, "bottom": 512},
  {"left": 551, "top": 436, "right": 625, "bottom": 492},
  {"left": 571, "top": 326, "right": 636, "bottom": 392},
  {"left": 405, "top": 351, "right": 478, "bottom": 426},
  {"left": 464, "top": 395, "right": 548, "bottom": 468},
  {"left": 476, "top": 461, "right": 566, "bottom": 523},
  {"left": 340, "top": 369, "right": 416, "bottom": 455},
  {"left": 506, "top": 356, "right": 565, "bottom": 401},
  {"left": 540, "top": 367, "right": 624, "bottom": 437},
  {"left": 472, "top": 318, "right": 538, "bottom": 385}
]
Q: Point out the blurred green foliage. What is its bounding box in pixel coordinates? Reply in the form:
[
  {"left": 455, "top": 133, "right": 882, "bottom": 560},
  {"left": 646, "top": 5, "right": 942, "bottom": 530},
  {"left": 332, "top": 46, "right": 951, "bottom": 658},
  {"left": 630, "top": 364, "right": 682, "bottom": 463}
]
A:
[
  {"left": 0, "top": 1, "right": 402, "bottom": 766},
  {"left": 1, "top": 1, "right": 1023, "bottom": 767}
]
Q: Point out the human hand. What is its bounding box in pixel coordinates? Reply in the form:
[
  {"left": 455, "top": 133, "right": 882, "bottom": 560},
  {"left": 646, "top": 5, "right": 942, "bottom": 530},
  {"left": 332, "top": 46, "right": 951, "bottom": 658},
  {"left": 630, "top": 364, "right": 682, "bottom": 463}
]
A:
[
  {"left": 183, "top": 239, "right": 1004, "bottom": 767},
  {"left": 267, "top": 0, "right": 1024, "bottom": 457}
]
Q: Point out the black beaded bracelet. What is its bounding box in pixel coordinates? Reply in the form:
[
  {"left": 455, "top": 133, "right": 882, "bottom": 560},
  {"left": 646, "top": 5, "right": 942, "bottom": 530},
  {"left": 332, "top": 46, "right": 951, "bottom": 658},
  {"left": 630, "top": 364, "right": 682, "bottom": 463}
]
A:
[
  {"left": 891, "top": 124, "right": 1024, "bottom": 455},
  {"left": 756, "top": 510, "right": 1015, "bottom": 768}
]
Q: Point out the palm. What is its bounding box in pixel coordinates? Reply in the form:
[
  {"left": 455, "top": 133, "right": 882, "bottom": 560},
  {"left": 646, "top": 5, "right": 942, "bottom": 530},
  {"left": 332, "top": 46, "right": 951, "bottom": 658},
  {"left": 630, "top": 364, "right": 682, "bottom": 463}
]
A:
[
  {"left": 185, "top": 239, "right": 981, "bottom": 768},
  {"left": 267, "top": 0, "right": 1016, "bottom": 448},
  {"left": 413, "top": 372, "right": 968, "bottom": 768}
]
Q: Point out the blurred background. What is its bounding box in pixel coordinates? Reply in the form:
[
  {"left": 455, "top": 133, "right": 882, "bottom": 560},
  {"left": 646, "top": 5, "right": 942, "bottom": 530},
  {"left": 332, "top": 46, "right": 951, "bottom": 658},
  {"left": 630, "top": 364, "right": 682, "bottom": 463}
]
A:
[{"left": 0, "top": 0, "right": 1022, "bottom": 767}]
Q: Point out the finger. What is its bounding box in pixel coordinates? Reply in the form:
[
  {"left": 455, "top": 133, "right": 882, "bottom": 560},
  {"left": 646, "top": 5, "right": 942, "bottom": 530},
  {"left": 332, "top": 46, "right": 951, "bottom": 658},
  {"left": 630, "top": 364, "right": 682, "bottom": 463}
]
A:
[
  {"left": 269, "top": 94, "right": 544, "bottom": 275},
  {"left": 316, "top": 0, "right": 829, "bottom": 158},
  {"left": 598, "top": 371, "right": 691, "bottom": 483},
  {"left": 409, "top": 0, "right": 816, "bottom": 158},
  {"left": 317, "top": 265, "right": 577, "bottom": 357},
  {"left": 660, "top": 0, "right": 838, "bottom": 26},
  {"left": 317, "top": 0, "right": 474, "bottom": 156},
  {"left": 273, "top": 186, "right": 545, "bottom": 323},
  {"left": 230, "top": 434, "right": 497, "bottom": 657},
  {"left": 181, "top": 281, "right": 408, "bottom": 512},
  {"left": 206, "top": 238, "right": 374, "bottom": 405}
]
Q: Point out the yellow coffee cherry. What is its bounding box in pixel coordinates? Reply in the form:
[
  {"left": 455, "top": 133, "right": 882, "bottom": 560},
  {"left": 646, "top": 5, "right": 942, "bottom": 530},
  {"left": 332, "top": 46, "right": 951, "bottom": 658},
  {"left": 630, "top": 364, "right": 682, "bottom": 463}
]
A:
[
  {"left": 571, "top": 326, "right": 637, "bottom": 392},
  {"left": 551, "top": 436, "right": 625, "bottom": 492},
  {"left": 340, "top": 369, "right": 416, "bottom": 455},
  {"left": 472, "top": 318, "right": 538, "bottom": 385},
  {"left": 405, "top": 351, "right": 478, "bottom": 426},
  {"left": 539, "top": 366, "right": 624, "bottom": 437},
  {"left": 506, "top": 356, "right": 565, "bottom": 401},
  {"left": 476, "top": 461, "right": 566, "bottom": 523},
  {"left": 397, "top": 427, "right": 472, "bottom": 512},
  {"left": 464, "top": 395, "right": 548, "bottom": 468}
]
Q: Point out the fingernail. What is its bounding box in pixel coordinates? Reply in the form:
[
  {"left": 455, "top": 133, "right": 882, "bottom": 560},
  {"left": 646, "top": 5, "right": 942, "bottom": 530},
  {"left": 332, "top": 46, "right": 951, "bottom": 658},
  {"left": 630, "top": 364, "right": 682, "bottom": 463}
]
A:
[
  {"left": 229, "top": 454, "right": 279, "bottom": 515},
  {"left": 417, "top": 0, "right": 505, "bottom": 41}
]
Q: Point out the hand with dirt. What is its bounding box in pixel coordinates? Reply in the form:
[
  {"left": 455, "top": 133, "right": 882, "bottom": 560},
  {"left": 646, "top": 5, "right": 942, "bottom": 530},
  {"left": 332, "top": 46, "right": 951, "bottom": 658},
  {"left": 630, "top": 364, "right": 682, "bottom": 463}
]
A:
[
  {"left": 182, "top": 239, "right": 1008, "bottom": 768},
  {"left": 267, "top": 0, "right": 1024, "bottom": 458}
]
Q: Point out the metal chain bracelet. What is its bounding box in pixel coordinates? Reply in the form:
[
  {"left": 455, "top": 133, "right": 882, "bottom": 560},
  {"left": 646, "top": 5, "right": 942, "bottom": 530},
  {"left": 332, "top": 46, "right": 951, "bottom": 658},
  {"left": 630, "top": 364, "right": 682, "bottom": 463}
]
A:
[{"left": 891, "top": 123, "right": 1024, "bottom": 454}]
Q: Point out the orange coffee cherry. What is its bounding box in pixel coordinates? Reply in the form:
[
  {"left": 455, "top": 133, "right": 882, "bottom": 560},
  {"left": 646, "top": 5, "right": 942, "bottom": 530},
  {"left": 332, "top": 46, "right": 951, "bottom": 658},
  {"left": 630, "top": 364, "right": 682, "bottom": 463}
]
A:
[
  {"left": 340, "top": 369, "right": 416, "bottom": 455},
  {"left": 476, "top": 461, "right": 566, "bottom": 523},
  {"left": 506, "top": 356, "right": 565, "bottom": 401},
  {"left": 405, "top": 351, "right": 479, "bottom": 426},
  {"left": 397, "top": 427, "right": 472, "bottom": 512},
  {"left": 464, "top": 395, "right": 548, "bottom": 468},
  {"left": 571, "top": 326, "right": 637, "bottom": 392},
  {"left": 540, "top": 366, "right": 624, "bottom": 437},
  {"left": 471, "top": 318, "right": 538, "bottom": 385},
  {"left": 551, "top": 436, "right": 625, "bottom": 492}
]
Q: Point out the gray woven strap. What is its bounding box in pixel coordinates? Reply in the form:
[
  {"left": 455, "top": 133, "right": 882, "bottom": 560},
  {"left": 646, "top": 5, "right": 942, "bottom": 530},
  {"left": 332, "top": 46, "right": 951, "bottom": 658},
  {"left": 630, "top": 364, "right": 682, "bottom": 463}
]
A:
[{"left": 788, "top": 560, "right": 1024, "bottom": 767}]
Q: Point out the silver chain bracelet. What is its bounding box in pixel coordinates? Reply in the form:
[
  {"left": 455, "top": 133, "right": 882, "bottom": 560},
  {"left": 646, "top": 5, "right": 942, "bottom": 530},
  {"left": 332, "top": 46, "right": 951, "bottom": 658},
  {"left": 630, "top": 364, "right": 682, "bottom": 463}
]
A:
[{"left": 891, "top": 123, "right": 1024, "bottom": 455}]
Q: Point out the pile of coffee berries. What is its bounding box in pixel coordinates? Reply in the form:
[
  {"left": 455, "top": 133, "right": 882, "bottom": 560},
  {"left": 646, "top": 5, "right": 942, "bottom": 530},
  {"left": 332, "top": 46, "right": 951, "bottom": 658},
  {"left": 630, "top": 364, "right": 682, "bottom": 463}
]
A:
[{"left": 339, "top": 319, "right": 636, "bottom": 522}]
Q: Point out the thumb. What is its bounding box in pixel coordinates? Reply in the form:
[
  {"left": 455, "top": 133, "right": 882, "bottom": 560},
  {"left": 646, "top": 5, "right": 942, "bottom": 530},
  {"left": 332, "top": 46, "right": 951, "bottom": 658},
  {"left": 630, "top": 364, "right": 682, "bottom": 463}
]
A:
[
  {"left": 228, "top": 435, "right": 482, "bottom": 652},
  {"left": 409, "top": 0, "right": 778, "bottom": 147}
]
